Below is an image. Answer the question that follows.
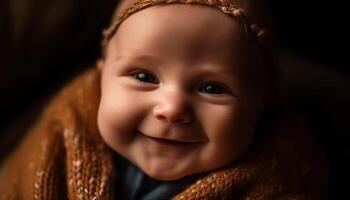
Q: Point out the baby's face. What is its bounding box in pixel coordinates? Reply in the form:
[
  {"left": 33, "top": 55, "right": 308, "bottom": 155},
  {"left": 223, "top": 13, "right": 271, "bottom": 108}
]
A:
[{"left": 98, "top": 5, "right": 270, "bottom": 181}]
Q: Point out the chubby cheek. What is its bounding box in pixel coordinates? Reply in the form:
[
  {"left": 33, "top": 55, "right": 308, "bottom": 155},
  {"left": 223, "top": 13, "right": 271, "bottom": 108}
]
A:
[
  {"left": 97, "top": 80, "right": 146, "bottom": 154},
  {"left": 199, "top": 104, "right": 256, "bottom": 168}
]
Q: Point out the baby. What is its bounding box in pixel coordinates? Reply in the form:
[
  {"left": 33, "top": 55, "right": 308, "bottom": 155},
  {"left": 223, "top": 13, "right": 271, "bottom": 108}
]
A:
[
  {"left": 98, "top": 0, "right": 273, "bottom": 181},
  {"left": 0, "top": 0, "right": 328, "bottom": 199}
]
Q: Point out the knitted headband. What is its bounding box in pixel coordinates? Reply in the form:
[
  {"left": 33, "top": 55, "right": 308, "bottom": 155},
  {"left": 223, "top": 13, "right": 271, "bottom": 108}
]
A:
[{"left": 101, "top": 0, "right": 268, "bottom": 50}]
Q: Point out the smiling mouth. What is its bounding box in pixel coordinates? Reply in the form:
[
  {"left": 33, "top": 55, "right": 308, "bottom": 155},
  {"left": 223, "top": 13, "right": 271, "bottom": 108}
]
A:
[{"left": 141, "top": 134, "right": 200, "bottom": 147}]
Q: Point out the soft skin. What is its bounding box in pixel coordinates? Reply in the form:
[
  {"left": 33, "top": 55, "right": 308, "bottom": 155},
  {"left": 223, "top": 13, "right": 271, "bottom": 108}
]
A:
[{"left": 98, "top": 4, "right": 270, "bottom": 181}]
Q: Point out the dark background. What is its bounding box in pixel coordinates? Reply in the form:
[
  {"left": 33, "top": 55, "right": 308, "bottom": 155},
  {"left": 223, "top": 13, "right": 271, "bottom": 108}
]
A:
[
  {"left": 0, "top": 0, "right": 349, "bottom": 198},
  {"left": 272, "top": 1, "right": 348, "bottom": 74}
]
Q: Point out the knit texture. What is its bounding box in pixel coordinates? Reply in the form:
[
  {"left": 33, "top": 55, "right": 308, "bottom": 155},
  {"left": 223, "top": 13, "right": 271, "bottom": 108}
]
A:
[{"left": 0, "top": 68, "right": 328, "bottom": 199}]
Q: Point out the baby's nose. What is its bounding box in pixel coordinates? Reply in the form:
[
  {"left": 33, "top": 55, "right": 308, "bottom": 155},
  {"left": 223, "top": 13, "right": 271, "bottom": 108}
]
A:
[{"left": 152, "top": 92, "right": 194, "bottom": 124}]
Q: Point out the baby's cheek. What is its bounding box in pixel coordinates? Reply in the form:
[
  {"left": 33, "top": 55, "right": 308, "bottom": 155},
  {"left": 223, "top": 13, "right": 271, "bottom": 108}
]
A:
[
  {"left": 203, "top": 109, "right": 254, "bottom": 165},
  {"left": 99, "top": 99, "right": 135, "bottom": 135},
  {"left": 200, "top": 135, "right": 251, "bottom": 172}
]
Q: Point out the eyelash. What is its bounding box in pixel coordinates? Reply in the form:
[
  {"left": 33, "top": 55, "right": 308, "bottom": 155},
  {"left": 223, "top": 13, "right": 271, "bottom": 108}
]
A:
[
  {"left": 132, "top": 71, "right": 159, "bottom": 84},
  {"left": 131, "top": 71, "right": 229, "bottom": 95}
]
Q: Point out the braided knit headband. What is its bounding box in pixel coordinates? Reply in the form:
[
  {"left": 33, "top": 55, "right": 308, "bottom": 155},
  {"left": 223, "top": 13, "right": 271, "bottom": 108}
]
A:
[{"left": 101, "top": 0, "right": 268, "bottom": 50}]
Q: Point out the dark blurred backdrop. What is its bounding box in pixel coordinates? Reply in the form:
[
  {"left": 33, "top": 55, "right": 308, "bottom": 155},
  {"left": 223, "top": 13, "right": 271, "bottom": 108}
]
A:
[{"left": 0, "top": 0, "right": 349, "bottom": 198}]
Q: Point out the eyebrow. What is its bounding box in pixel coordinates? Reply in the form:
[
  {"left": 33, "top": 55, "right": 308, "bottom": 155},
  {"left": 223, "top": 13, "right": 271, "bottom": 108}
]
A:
[
  {"left": 194, "top": 64, "right": 237, "bottom": 77},
  {"left": 207, "top": 66, "right": 234, "bottom": 74},
  {"left": 114, "top": 54, "right": 162, "bottom": 64}
]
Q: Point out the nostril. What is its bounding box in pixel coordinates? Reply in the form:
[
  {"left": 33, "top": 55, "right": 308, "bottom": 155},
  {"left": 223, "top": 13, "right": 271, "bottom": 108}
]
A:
[
  {"left": 174, "top": 116, "right": 192, "bottom": 124},
  {"left": 153, "top": 106, "right": 193, "bottom": 124},
  {"left": 156, "top": 114, "right": 167, "bottom": 121}
]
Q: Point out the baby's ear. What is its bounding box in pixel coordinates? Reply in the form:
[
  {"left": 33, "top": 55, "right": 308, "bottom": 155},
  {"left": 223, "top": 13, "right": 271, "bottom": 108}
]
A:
[{"left": 96, "top": 58, "right": 105, "bottom": 71}]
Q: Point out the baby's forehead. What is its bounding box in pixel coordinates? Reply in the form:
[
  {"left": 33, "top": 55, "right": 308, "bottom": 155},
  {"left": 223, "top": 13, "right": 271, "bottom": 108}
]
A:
[
  {"left": 131, "top": 7, "right": 245, "bottom": 39},
  {"left": 112, "top": 5, "right": 259, "bottom": 59},
  {"left": 106, "top": 5, "right": 266, "bottom": 81}
]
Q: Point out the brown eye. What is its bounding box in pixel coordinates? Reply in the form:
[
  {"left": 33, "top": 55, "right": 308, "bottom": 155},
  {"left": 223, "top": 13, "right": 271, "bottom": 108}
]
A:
[
  {"left": 133, "top": 71, "right": 159, "bottom": 84},
  {"left": 199, "top": 83, "right": 226, "bottom": 94}
]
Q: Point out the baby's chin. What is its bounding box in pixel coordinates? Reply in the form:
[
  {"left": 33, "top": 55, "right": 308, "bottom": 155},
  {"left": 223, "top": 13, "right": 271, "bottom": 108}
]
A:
[
  {"left": 144, "top": 169, "right": 187, "bottom": 181},
  {"left": 135, "top": 157, "right": 202, "bottom": 181}
]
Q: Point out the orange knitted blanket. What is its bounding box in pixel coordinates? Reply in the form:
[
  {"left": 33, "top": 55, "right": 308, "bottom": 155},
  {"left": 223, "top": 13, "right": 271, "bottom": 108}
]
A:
[{"left": 0, "top": 68, "right": 328, "bottom": 199}]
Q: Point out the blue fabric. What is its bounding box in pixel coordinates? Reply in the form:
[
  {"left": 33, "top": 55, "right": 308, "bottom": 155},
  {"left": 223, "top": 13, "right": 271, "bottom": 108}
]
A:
[{"left": 114, "top": 155, "right": 205, "bottom": 200}]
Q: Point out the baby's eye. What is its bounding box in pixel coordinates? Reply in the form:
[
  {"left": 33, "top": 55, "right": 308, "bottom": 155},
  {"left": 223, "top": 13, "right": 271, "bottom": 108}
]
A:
[
  {"left": 198, "top": 83, "right": 226, "bottom": 94},
  {"left": 132, "top": 71, "right": 159, "bottom": 84}
]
